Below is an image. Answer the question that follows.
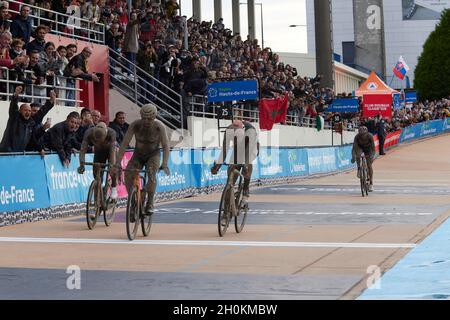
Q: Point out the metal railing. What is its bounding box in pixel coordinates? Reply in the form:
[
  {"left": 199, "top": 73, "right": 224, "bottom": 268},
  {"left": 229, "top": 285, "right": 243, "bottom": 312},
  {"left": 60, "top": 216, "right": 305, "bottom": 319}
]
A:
[
  {"left": 188, "top": 95, "right": 359, "bottom": 131},
  {"left": 0, "top": 66, "right": 83, "bottom": 106},
  {"left": 8, "top": 0, "right": 105, "bottom": 44},
  {"left": 108, "top": 48, "right": 184, "bottom": 132}
]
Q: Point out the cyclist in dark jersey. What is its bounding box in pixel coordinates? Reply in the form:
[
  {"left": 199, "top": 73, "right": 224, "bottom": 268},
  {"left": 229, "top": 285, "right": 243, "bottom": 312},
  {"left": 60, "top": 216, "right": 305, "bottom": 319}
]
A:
[
  {"left": 78, "top": 122, "right": 118, "bottom": 199},
  {"left": 211, "top": 119, "right": 259, "bottom": 204},
  {"left": 351, "top": 126, "right": 375, "bottom": 192}
]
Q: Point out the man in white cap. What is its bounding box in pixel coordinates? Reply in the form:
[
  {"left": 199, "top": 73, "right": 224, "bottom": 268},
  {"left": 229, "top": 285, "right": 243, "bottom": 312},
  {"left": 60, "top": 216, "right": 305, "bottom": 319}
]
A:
[
  {"left": 116, "top": 103, "right": 170, "bottom": 216},
  {"left": 78, "top": 122, "right": 118, "bottom": 199}
]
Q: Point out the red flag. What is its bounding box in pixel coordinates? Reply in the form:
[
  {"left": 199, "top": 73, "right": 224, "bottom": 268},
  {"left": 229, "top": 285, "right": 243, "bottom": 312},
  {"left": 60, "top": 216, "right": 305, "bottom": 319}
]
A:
[{"left": 259, "top": 93, "right": 289, "bottom": 130}]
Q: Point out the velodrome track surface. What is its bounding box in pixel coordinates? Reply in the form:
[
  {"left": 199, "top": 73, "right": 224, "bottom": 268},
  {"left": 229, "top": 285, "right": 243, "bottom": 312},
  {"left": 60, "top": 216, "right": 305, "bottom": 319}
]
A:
[{"left": 1, "top": 134, "right": 450, "bottom": 300}]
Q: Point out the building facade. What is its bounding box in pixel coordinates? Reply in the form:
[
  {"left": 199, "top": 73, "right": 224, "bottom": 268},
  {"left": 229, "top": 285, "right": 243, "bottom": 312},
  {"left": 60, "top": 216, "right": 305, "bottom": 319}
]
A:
[{"left": 306, "top": 0, "right": 449, "bottom": 89}]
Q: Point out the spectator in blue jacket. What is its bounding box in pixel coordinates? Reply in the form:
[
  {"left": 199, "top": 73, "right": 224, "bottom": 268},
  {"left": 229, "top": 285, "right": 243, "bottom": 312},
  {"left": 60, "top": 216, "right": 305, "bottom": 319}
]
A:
[{"left": 10, "top": 5, "right": 33, "bottom": 44}]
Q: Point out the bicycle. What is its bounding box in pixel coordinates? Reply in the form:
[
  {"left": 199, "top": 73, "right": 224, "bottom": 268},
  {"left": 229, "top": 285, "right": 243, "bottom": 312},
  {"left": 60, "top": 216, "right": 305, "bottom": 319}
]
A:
[
  {"left": 123, "top": 167, "right": 154, "bottom": 241},
  {"left": 217, "top": 164, "right": 249, "bottom": 237},
  {"left": 85, "top": 162, "right": 117, "bottom": 230},
  {"left": 359, "top": 154, "right": 370, "bottom": 197}
]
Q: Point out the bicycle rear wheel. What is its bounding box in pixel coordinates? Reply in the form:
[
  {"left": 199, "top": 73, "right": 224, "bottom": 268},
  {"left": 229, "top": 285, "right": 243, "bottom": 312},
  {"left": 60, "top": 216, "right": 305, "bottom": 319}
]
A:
[
  {"left": 218, "top": 186, "right": 231, "bottom": 237},
  {"left": 126, "top": 187, "right": 140, "bottom": 241},
  {"left": 103, "top": 177, "right": 116, "bottom": 226},
  {"left": 86, "top": 180, "right": 100, "bottom": 229},
  {"left": 141, "top": 190, "right": 152, "bottom": 236},
  {"left": 234, "top": 177, "right": 247, "bottom": 233}
]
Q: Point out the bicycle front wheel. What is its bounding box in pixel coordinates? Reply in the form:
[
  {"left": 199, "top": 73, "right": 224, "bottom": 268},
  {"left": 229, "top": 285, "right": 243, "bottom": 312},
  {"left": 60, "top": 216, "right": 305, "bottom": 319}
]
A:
[
  {"left": 86, "top": 180, "right": 100, "bottom": 229},
  {"left": 103, "top": 177, "right": 117, "bottom": 226},
  {"left": 141, "top": 190, "right": 152, "bottom": 236},
  {"left": 234, "top": 178, "right": 247, "bottom": 233},
  {"left": 218, "top": 186, "right": 232, "bottom": 237},
  {"left": 126, "top": 188, "right": 140, "bottom": 241},
  {"left": 359, "top": 168, "right": 366, "bottom": 197}
]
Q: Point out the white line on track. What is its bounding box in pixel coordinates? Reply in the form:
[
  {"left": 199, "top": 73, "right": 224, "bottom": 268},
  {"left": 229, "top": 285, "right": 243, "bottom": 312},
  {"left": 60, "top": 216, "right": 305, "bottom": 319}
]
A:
[{"left": 0, "top": 237, "right": 416, "bottom": 248}]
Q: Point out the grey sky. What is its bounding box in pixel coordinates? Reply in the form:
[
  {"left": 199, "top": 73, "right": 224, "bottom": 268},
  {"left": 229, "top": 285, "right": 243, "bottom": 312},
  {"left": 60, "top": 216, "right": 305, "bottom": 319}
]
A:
[{"left": 179, "top": 0, "right": 308, "bottom": 53}]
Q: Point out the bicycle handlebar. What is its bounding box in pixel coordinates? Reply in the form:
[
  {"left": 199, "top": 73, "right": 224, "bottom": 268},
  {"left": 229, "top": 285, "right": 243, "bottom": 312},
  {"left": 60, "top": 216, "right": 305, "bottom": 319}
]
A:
[{"left": 83, "top": 162, "right": 110, "bottom": 167}]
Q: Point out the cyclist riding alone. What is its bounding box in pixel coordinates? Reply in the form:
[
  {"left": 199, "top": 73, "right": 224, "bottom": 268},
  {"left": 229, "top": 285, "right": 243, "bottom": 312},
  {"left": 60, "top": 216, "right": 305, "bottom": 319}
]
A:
[
  {"left": 211, "top": 117, "right": 259, "bottom": 205},
  {"left": 77, "top": 122, "right": 119, "bottom": 199},
  {"left": 351, "top": 125, "right": 375, "bottom": 192},
  {"left": 116, "top": 103, "right": 170, "bottom": 216}
]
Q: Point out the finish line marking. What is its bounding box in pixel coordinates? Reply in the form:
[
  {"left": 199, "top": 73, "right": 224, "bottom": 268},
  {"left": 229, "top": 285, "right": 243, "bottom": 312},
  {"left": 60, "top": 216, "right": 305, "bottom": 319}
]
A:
[{"left": 0, "top": 237, "right": 416, "bottom": 248}]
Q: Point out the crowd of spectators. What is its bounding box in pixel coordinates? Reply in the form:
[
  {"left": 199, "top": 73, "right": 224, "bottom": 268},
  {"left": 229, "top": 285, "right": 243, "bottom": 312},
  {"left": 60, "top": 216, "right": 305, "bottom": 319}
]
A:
[
  {"left": 0, "top": 1, "right": 100, "bottom": 106},
  {"left": 1, "top": 0, "right": 449, "bottom": 157}
]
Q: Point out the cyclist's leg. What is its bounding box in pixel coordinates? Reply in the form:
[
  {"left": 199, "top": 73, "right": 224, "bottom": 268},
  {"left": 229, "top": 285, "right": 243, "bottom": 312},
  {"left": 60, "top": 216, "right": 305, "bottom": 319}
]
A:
[
  {"left": 124, "top": 155, "right": 144, "bottom": 195},
  {"left": 144, "top": 154, "right": 160, "bottom": 215},
  {"left": 242, "top": 164, "right": 253, "bottom": 198},
  {"left": 367, "top": 154, "right": 374, "bottom": 186},
  {"left": 354, "top": 147, "right": 362, "bottom": 178}
]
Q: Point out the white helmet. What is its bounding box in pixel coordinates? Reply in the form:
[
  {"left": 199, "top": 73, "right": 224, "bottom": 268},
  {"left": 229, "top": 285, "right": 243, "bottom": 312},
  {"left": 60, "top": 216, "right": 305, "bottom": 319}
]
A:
[{"left": 140, "top": 103, "right": 158, "bottom": 120}]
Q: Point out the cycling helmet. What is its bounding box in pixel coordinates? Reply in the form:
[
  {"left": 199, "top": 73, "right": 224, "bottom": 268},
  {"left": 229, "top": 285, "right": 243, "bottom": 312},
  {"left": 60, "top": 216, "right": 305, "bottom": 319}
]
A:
[
  {"left": 358, "top": 126, "right": 368, "bottom": 134},
  {"left": 140, "top": 103, "right": 158, "bottom": 120},
  {"left": 92, "top": 122, "right": 108, "bottom": 142}
]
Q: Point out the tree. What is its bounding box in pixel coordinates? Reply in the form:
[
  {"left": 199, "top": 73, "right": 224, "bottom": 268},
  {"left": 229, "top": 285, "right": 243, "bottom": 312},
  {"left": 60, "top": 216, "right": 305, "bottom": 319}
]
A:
[{"left": 414, "top": 9, "right": 450, "bottom": 101}]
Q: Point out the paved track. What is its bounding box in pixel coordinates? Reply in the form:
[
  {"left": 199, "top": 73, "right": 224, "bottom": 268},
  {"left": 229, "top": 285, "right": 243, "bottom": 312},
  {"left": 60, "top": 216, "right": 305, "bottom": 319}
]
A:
[{"left": 1, "top": 134, "right": 450, "bottom": 300}]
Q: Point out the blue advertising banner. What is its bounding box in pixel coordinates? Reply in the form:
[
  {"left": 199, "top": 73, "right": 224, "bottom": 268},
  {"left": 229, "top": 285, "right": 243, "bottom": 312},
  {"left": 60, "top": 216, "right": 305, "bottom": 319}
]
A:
[
  {"left": 445, "top": 118, "right": 450, "bottom": 131},
  {"left": 0, "top": 156, "right": 50, "bottom": 212},
  {"left": 405, "top": 91, "right": 417, "bottom": 103},
  {"left": 156, "top": 149, "right": 193, "bottom": 192},
  {"left": 307, "top": 147, "right": 337, "bottom": 174},
  {"left": 327, "top": 99, "right": 360, "bottom": 113},
  {"left": 400, "top": 119, "right": 444, "bottom": 143},
  {"left": 194, "top": 148, "right": 228, "bottom": 187},
  {"left": 335, "top": 145, "right": 354, "bottom": 170},
  {"left": 258, "top": 148, "right": 287, "bottom": 178},
  {"left": 44, "top": 154, "right": 94, "bottom": 206},
  {"left": 207, "top": 80, "right": 259, "bottom": 103},
  {"left": 286, "top": 149, "right": 309, "bottom": 176}
]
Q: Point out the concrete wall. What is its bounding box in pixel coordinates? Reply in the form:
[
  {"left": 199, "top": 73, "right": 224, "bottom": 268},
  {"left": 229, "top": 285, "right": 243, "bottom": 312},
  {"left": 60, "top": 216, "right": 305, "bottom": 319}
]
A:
[
  {"left": 0, "top": 101, "right": 83, "bottom": 143},
  {"left": 187, "top": 116, "right": 356, "bottom": 148}
]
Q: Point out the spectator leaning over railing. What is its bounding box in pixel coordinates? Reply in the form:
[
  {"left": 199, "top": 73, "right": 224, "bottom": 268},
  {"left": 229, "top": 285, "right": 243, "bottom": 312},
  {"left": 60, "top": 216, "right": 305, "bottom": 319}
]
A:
[
  {"left": 42, "top": 111, "right": 80, "bottom": 167},
  {"left": 64, "top": 46, "right": 99, "bottom": 82},
  {"left": 10, "top": 5, "right": 33, "bottom": 45},
  {"left": 0, "top": 1, "right": 10, "bottom": 33}
]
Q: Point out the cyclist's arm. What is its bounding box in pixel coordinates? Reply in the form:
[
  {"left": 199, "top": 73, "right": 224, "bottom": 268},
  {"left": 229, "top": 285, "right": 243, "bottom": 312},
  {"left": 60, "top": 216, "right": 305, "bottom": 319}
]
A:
[
  {"left": 159, "top": 122, "right": 170, "bottom": 168},
  {"left": 108, "top": 130, "right": 117, "bottom": 166},
  {"left": 79, "top": 128, "right": 92, "bottom": 165},
  {"left": 117, "top": 121, "right": 135, "bottom": 164},
  {"left": 351, "top": 138, "right": 359, "bottom": 162},
  {"left": 369, "top": 134, "right": 376, "bottom": 155}
]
